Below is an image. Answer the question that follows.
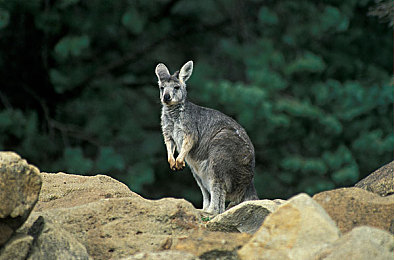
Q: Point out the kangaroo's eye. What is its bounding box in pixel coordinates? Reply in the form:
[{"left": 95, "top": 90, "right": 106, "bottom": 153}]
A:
[{"left": 174, "top": 86, "right": 180, "bottom": 90}]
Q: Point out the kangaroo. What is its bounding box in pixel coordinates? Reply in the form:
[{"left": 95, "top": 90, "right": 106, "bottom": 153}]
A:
[{"left": 155, "top": 61, "right": 259, "bottom": 214}]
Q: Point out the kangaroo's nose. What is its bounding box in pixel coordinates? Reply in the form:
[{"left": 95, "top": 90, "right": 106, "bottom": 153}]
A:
[{"left": 164, "top": 93, "right": 171, "bottom": 102}]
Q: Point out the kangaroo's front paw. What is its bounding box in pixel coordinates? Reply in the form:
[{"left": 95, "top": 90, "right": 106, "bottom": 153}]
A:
[
  {"left": 175, "top": 157, "right": 186, "bottom": 170},
  {"left": 168, "top": 157, "right": 176, "bottom": 171}
]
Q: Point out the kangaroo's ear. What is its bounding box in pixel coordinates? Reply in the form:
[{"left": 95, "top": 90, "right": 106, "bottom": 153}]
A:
[
  {"left": 179, "top": 61, "right": 193, "bottom": 83},
  {"left": 155, "top": 63, "right": 170, "bottom": 82}
]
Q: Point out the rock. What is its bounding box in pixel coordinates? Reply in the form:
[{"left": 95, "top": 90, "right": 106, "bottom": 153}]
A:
[
  {"left": 237, "top": 193, "right": 340, "bottom": 260},
  {"left": 200, "top": 250, "right": 239, "bottom": 260},
  {"left": 172, "top": 229, "right": 251, "bottom": 257},
  {"left": 25, "top": 216, "right": 91, "bottom": 260},
  {"left": 313, "top": 187, "right": 394, "bottom": 234},
  {"left": 122, "top": 250, "right": 199, "bottom": 260},
  {"left": 26, "top": 172, "right": 251, "bottom": 259},
  {"left": 0, "top": 152, "right": 42, "bottom": 245},
  {"left": 26, "top": 197, "right": 199, "bottom": 259},
  {"left": 0, "top": 225, "right": 13, "bottom": 249},
  {"left": 199, "top": 250, "right": 239, "bottom": 260},
  {"left": 206, "top": 199, "right": 285, "bottom": 234},
  {"left": 35, "top": 172, "right": 135, "bottom": 212},
  {"left": 355, "top": 161, "right": 394, "bottom": 196},
  {"left": 315, "top": 226, "right": 394, "bottom": 260},
  {"left": 0, "top": 234, "right": 34, "bottom": 260},
  {"left": 26, "top": 195, "right": 199, "bottom": 259}
]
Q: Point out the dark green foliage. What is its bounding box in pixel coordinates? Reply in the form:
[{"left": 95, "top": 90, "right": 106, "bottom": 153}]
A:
[{"left": 0, "top": 0, "right": 392, "bottom": 206}]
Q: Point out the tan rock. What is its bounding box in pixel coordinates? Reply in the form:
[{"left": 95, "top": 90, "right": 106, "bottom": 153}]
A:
[
  {"left": 0, "top": 152, "right": 42, "bottom": 245},
  {"left": 238, "top": 193, "right": 340, "bottom": 260},
  {"left": 36, "top": 172, "right": 136, "bottom": 211},
  {"left": 25, "top": 216, "right": 91, "bottom": 260},
  {"left": 0, "top": 225, "right": 13, "bottom": 248},
  {"left": 0, "top": 234, "right": 33, "bottom": 260},
  {"left": 313, "top": 187, "right": 394, "bottom": 234},
  {"left": 355, "top": 161, "right": 394, "bottom": 196},
  {"left": 315, "top": 226, "right": 394, "bottom": 260},
  {"left": 26, "top": 196, "right": 201, "bottom": 260},
  {"left": 25, "top": 171, "right": 252, "bottom": 259},
  {"left": 122, "top": 250, "right": 199, "bottom": 260},
  {"left": 172, "top": 229, "right": 251, "bottom": 257},
  {"left": 206, "top": 199, "right": 285, "bottom": 234}
]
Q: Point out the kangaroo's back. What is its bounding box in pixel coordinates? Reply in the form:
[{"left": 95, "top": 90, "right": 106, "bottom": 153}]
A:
[{"left": 184, "top": 101, "right": 254, "bottom": 163}]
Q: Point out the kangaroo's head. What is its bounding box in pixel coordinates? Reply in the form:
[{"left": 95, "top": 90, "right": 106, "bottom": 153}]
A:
[{"left": 155, "top": 61, "right": 193, "bottom": 106}]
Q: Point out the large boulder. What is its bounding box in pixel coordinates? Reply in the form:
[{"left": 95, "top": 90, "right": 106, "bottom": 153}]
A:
[
  {"left": 355, "top": 161, "right": 394, "bottom": 197},
  {"left": 0, "top": 234, "right": 34, "bottom": 260},
  {"left": 0, "top": 152, "right": 42, "bottom": 245},
  {"left": 25, "top": 196, "right": 199, "bottom": 259},
  {"left": 35, "top": 172, "right": 135, "bottom": 212},
  {"left": 237, "top": 193, "right": 341, "bottom": 260},
  {"left": 172, "top": 229, "right": 251, "bottom": 257},
  {"left": 313, "top": 187, "right": 394, "bottom": 234},
  {"left": 315, "top": 226, "right": 394, "bottom": 260},
  {"left": 122, "top": 250, "right": 199, "bottom": 260},
  {"left": 26, "top": 216, "right": 91, "bottom": 260},
  {"left": 23, "top": 172, "right": 250, "bottom": 259},
  {"left": 206, "top": 199, "right": 285, "bottom": 234}
]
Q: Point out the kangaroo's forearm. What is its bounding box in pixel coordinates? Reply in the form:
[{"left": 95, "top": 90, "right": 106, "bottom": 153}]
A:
[
  {"left": 164, "top": 138, "right": 175, "bottom": 159},
  {"left": 177, "top": 135, "right": 194, "bottom": 160},
  {"left": 165, "top": 138, "right": 177, "bottom": 170}
]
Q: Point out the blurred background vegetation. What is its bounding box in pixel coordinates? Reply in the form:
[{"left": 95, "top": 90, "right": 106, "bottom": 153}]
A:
[{"left": 0, "top": 0, "right": 392, "bottom": 206}]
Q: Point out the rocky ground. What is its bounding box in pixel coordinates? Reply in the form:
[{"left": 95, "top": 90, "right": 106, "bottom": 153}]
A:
[{"left": 0, "top": 151, "right": 393, "bottom": 260}]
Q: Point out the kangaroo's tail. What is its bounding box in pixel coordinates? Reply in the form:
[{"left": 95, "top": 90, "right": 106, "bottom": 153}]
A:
[{"left": 242, "top": 180, "right": 259, "bottom": 201}]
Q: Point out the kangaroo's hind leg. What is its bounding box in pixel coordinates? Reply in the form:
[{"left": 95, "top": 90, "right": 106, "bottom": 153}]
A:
[
  {"left": 206, "top": 180, "right": 226, "bottom": 214},
  {"left": 243, "top": 180, "right": 259, "bottom": 201},
  {"left": 191, "top": 170, "right": 210, "bottom": 210},
  {"left": 226, "top": 170, "right": 258, "bottom": 210}
]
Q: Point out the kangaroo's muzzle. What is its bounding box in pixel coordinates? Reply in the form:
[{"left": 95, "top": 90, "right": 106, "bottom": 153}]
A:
[{"left": 163, "top": 93, "right": 171, "bottom": 103}]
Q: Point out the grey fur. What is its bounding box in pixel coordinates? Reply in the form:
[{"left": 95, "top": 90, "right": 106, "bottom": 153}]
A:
[{"left": 156, "top": 61, "right": 259, "bottom": 214}]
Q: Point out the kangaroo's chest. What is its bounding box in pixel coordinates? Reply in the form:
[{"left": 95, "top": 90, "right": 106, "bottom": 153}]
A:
[
  {"left": 162, "top": 110, "right": 184, "bottom": 151},
  {"left": 163, "top": 114, "right": 186, "bottom": 152},
  {"left": 171, "top": 122, "right": 184, "bottom": 151}
]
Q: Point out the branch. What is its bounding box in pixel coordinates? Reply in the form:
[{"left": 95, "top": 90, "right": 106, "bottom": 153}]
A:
[
  {"left": 49, "top": 119, "right": 101, "bottom": 147},
  {"left": 368, "top": 0, "right": 394, "bottom": 27}
]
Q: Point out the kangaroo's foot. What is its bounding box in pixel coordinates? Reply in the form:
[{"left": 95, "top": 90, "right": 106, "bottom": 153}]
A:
[{"left": 197, "top": 209, "right": 217, "bottom": 221}]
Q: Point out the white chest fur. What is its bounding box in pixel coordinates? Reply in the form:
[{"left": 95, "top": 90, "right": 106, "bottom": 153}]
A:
[{"left": 171, "top": 121, "right": 185, "bottom": 152}]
